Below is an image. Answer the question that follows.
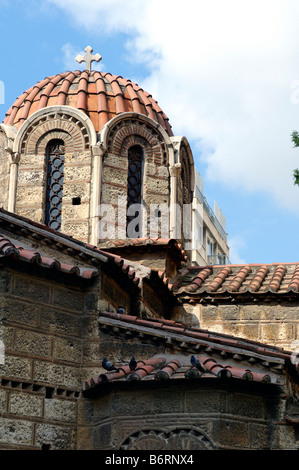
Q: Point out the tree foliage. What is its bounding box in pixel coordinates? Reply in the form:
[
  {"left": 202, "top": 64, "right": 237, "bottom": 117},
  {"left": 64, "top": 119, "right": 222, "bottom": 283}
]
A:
[{"left": 291, "top": 131, "right": 299, "bottom": 185}]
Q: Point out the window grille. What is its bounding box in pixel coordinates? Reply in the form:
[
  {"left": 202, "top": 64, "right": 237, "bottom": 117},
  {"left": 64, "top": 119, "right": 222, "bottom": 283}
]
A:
[
  {"left": 45, "top": 139, "right": 65, "bottom": 231},
  {"left": 126, "top": 145, "right": 143, "bottom": 237}
]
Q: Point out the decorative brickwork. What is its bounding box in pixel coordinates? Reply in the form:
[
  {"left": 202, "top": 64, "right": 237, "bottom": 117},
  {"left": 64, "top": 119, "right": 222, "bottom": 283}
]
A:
[
  {"left": 120, "top": 428, "right": 214, "bottom": 450},
  {"left": 107, "top": 118, "right": 167, "bottom": 164},
  {"left": 22, "top": 113, "right": 89, "bottom": 156}
]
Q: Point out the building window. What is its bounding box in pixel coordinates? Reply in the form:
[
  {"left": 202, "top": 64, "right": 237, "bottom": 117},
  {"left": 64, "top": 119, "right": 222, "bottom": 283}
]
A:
[
  {"left": 45, "top": 139, "right": 65, "bottom": 231},
  {"left": 207, "top": 237, "right": 215, "bottom": 256},
  {"left": 126, "top": 145, "right": 143, "bottom": 237}
]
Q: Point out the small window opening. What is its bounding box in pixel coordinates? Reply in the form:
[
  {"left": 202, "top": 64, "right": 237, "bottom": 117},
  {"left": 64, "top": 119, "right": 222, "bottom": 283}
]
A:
[
  {"left": 45, "top": 387, "right": 54, "bottom": 399},
  {"left": 72, "top": 197, "right": 81, "bottom": 205},
  {"left": 41, "top": 444, "right": 51, "bottom": 451}
]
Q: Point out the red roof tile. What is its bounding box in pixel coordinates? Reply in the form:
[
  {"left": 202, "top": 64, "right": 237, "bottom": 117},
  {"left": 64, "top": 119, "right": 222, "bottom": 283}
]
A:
[
  {"left": 84, "top": 354, "right": 274, "bottom": 393},
  {"left": 0, "top": 235, "right": 98, "bottom": 280},
  {"left": 173, "top": 263, "right": 299, "bottom": 297},
  {"left": 3, "top": 71, "right": 173, "bottom": 135},
  {"left": 0, "top": 209, "right": 143, "bottom": 287},
  {"left": 98, "top": 311, "right": 293, "bottom": 363},
  {"left": 100, "top": 238, "right": 187, "bottom": 262}
]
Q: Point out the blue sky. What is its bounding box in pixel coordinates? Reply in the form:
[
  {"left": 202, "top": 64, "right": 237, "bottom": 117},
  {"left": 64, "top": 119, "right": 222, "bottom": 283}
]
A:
[{"left": 1, "top": 0, "right": 299, "bottom": 265}]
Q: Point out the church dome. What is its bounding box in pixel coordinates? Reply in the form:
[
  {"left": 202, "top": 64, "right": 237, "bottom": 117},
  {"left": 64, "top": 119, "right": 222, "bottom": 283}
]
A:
[{"left": 3, "top": 69, "right": 173, "bottom": 136}]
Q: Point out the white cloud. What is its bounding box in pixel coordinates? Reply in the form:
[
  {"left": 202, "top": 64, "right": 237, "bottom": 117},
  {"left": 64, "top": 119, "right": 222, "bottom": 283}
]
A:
[
  {"left": 227, "top": 235, "right": 247, "bottom": 265},
  {"left": 47, "top": 0, "right": 144, "bottom": 32},
  {"left": 61, "top": 43, "right": 80, "bottom": 71},
  {"left": 47, "top": 0, "right": 299, "bottom": 214}
]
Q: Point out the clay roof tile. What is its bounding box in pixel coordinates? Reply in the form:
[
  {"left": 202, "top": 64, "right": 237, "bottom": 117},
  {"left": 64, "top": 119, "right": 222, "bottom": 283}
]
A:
[
  {"left": 207, "top": 266, "right": 232, "bottom": 292},
  {"left": 84, "top": 351, "right": 279, "bottom": 393},
  {"left": 288, "top": 265, "right": 299, "bottom": 292},
  {"left": 0, "top": 234, "right": 98, "bottom": 280},
  {"left": 3, "top": 69, "right": 173, "bottom": 135},
  {"left": 268, "top": 265, "right": 286, "bottom": 292},
  {"left": 175, "top": 262, "right": 299, "bottom": 297}
]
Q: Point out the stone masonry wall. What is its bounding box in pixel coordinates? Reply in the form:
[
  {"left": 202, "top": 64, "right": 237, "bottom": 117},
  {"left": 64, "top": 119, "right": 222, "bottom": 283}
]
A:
[
  {"left": 77, "top": 330, "right": 166, "bottom": 450},
  {"left": 100, "top": 271, "right": 131, "bottom": 313},
  {"left": 87, "top": 380, "right": 294, "bottom": 450},
  {"left": 175, "top": 300, "right": 299, "bottom": 351},
  {"left": 101, "top": 119, "right": 170, "bottom": 240},
  {"left": 0, "top": 260, "right": 168, "bottom": 450},
  {"left": 0, "top": 264, "right": 99, "bottom": 450},
  {"left": 16, "top": 149, "right": 92, "bottom": 243}
]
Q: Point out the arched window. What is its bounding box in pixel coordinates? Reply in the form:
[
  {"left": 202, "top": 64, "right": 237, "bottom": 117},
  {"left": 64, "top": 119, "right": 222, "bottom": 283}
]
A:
[
  {"left": 45, "top": 139, "right": 65, "bottom": 231},
  {"left": 126, "top": 145, "right": 143, "bottom": 237},
  {"left": 181, "top": 156, "right": 191, "bottom": 204}
]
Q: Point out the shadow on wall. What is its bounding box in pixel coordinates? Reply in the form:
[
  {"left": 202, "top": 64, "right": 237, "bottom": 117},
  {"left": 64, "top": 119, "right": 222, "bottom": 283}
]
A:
[{"left": 171, "top": 304, "right": 200, "bottom": 327}]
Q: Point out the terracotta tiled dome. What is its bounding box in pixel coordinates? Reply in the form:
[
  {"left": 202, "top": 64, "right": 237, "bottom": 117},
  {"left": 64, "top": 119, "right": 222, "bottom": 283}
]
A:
[{"left": 3, "top": 70, "right": 173, "bottom": 135}]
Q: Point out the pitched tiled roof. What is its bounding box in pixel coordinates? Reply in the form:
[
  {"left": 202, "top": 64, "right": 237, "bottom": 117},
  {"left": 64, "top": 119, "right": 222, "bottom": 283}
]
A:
[
  {"left": 98, "top": 312, "right": 293, "bottom": 363},
  {"left": 83, "top": 354, "right": 276, "bottom": 394},
  {"left": 87, "top": 311, "right": 298, "bottom": 395},
  {"left": 172, "top": 263, "right": 299, "bottom": 299},
  {"left": 0, "top": 234, "right": 99, "bottom": 280},
  {"left": 99, "top": 249, "right": 141, "bottom": 286},
  {"left": 0, "top": 208, "right": 108, "bottom": 262},
  {"left": 3, "top": 71, "right": 173, "bottom": 135},
  {"left": 0, "top": 209, "right": 173, "bottom": 290},
  {"left": 100, "top": 238, "right": 187, "bottom": 263},
  {"left": 101, "top": 238, "right": 182, "bottom": 249},
  {"left": 83, "top": 355, "right": 277, "bottom": 394}
]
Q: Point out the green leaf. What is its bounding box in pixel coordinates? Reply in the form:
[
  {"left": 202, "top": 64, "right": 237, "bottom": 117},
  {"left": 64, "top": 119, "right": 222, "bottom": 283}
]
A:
[
  {"left": 293, "top": 169, "right": 299, "bottom": 185},
  {"left": 291, "top": 130, "right": 299, "bottom": 147}
]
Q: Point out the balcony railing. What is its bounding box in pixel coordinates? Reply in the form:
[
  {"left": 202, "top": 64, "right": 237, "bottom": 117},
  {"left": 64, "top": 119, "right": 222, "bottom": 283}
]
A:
[{"left": 195, "top": 185, "right": 227, "bottom": 242}]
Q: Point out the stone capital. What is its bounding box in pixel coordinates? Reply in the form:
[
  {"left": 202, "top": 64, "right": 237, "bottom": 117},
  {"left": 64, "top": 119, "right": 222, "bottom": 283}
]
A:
[
  {"left": 169, "top": 162, "right": 181, "bottom": 177},
  {"left": 92, "top": 143, "right": 106, "bottom": 157},
  {"left": 9, "top": 152, "right": 20, "bottom": 164}
]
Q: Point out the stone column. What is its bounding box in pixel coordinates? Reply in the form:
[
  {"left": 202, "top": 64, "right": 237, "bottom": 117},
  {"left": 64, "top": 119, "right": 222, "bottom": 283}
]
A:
[
  {"left": 90, "top": 144, "right": 106, "bottom": 246},
  {"left": 8, "top": 152, "right": 20, "bottom": 213},
  {"left": 169, "top": 162, "right": 181, "bottom": 239}
]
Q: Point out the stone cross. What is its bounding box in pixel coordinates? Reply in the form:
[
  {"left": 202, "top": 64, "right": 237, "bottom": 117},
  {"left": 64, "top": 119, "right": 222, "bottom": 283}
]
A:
[{"left": 75, "top": 46, "right": 102, "bottom": 72}]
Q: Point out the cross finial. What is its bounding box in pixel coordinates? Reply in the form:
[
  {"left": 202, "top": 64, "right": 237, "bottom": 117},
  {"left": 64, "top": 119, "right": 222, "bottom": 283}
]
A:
[{"left": 75, "top": 46, "right": 102, "bottom": 72}]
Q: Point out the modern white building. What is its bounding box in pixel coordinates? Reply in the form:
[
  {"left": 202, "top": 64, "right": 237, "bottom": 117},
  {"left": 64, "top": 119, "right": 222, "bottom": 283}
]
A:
[{"left": 191, "top": 167, "right": 230, "bottom": 265}]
